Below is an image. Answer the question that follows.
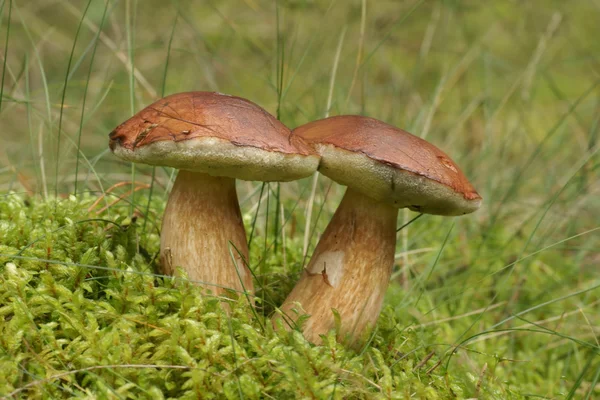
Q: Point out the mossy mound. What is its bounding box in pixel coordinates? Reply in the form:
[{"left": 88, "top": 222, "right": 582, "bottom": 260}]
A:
[{"left": 0, "top": 193, "right": 519, "bottom": 399}]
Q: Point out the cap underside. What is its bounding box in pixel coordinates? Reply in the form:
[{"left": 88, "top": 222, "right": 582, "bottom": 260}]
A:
[
  {"left": 317, "top": 144, "right": 481, "bottom": 216},
  {"left": 113, "top": 136, "right": 320, "bottom": 182}
]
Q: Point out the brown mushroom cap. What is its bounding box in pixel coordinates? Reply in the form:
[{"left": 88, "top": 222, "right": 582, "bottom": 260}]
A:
[
  {"left": 293, "top": 115, "right": 482, "bottom": 216},
  {"left": 109, "top": 92, "right": 319, "bottom": 182}
]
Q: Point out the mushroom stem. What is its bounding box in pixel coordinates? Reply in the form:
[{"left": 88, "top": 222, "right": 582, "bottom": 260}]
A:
[
  {"left": 160, "top": 170, "right": 253, "bottom": 296},
  {"left": 277, "top": 188, "right": 397, "bottom": 344}
]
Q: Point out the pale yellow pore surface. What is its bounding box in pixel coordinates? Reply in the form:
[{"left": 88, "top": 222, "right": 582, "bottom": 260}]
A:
[
  {"left": 277, "top": 188, "right": 397, "bottom": 345},
  {"left": 317, "top": 144, "right": 481, "bottom": 216},
  {"left": 160, "top": 170, "right": 253, "bottom": 296},
  {"left": 112, "top": 136, "right": 319, "bottom": 182}
]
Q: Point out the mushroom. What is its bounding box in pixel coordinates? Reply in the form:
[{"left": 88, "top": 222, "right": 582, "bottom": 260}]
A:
[
  {"left": 276, "top": 115, "right": 481, "bottom": 344},
  {"left": 109, "top": 92, "right": 319, "bottom": 297}
]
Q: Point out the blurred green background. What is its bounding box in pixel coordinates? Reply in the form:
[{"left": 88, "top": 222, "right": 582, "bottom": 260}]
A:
[
  {"left": 2, "top": 0, "right": 599, "bottom": 195},
  {"left": 1, "top": 0, "right": 599, "bottom": 397}
]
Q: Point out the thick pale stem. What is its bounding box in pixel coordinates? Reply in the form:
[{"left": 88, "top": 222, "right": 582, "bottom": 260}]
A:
[
  {"left": 277, "top": 188, "right": 398, "bottom": 344},
  {"left": 160, "top": 170, "right": 253, "bottom": 296}
]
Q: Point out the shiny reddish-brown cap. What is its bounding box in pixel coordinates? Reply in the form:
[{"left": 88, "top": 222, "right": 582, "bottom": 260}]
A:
[
  {"left": 293, "top": 115, "right": 482, "bottom": 216},
  {"left": 109, "top": 92, "right": 319, "bottom": 182}
]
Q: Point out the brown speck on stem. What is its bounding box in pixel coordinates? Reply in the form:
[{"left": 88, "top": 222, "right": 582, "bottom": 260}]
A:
[{"left": 321, "top": 263, "right": 332, "bottom": 287}]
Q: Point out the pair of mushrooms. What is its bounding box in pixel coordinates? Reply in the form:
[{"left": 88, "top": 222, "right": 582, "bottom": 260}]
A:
[{"left": 109, "top": 91, "right": 481, "bottom": 344}]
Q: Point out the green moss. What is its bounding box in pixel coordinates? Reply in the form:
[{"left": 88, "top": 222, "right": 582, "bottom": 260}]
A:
[{"left": 0, "top": 193, "right": 524, "bottom": 399}]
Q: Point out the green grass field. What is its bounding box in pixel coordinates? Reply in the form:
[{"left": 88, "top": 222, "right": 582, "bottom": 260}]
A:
[{"left": 1, "top": 0, "right": 599, "bottom": 398}]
